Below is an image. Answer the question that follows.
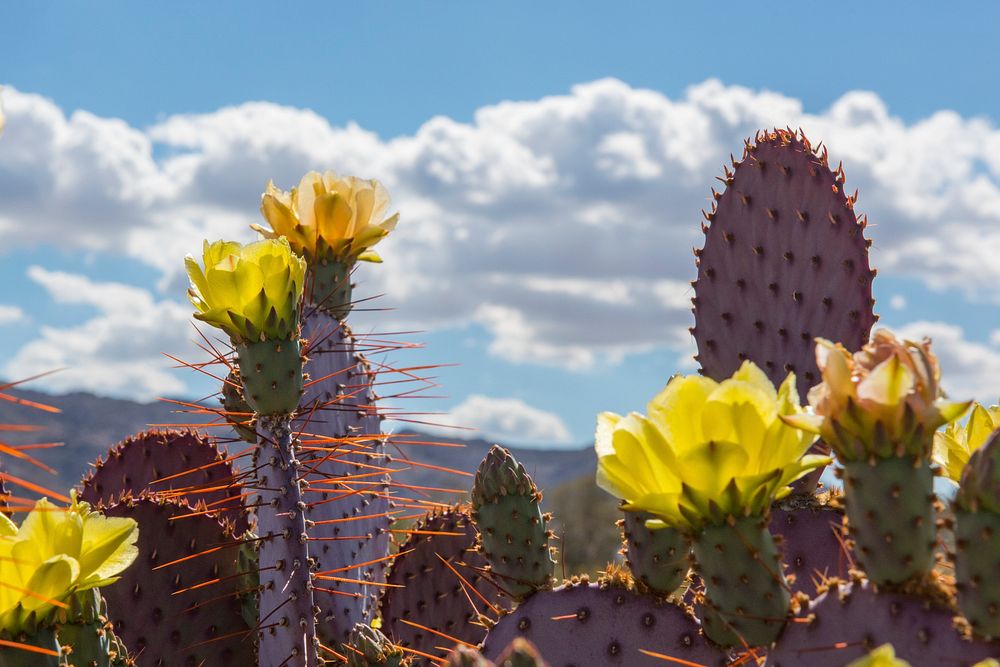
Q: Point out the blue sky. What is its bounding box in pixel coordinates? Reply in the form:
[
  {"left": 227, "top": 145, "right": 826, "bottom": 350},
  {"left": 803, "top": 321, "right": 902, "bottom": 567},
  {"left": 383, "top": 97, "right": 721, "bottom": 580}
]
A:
[{"left": 2, "top": 3, "right": 1000, "bottom": 447}]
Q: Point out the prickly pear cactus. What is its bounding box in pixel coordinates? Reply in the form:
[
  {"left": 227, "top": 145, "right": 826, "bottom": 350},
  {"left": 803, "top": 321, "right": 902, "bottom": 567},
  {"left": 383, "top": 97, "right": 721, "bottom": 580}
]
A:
[
  {"left": 379, "top": 506, "right": 508, "bottom": 661},
  {"left": 296, "top": 311, "right": 391, "bottom": 645},
  {"left": 766, "top": 579, "right": 999, "bottom": 666},
  {"left": 493, "top": 638, "right": 549, "bottom": 667},
  {"left": 0, "top": 625, "right": 61, "bottom": 667},
  {"left": 692, "top": 515, "right": 789, "bottom": 648},
  {"left": 343, "top": 623, "right": 410, "bottom": 667},
  {"left": 954, "top": 430, "right": 1000, "bottom": 639},
  {"left": 222, "top": 369, "right": 258, "bottom": 443},
  {"left": 842, "top": 457, "right": 936, "bottom": 586},
  {"left": 692, "top": 128, "right": 876, "bottom": 400},
  {"left": 481, "top": 580, "right": 726, "bottom": 666},
  {"left": 98, "top": 495, "right": 253, "bottom": 666},
  {"left": 55, "top": 590, "right": 128, "bottom": 667},
  {"left": 446, "top": 645, "right": 492, "bottom": 667},
  {"left": 471, "top": 446, "right": 555, "bottom": 601},
  {"left": 621, "top": 510, "right": 688, "bottom": 597},
  {"left": 79, "top": 429, "right": 248, "bottom": 534}
]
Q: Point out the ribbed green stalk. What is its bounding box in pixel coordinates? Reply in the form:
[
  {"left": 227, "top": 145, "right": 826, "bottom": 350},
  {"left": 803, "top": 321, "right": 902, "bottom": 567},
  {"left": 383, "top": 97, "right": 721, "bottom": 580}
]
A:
[
  {"left": 691, "top": 515, "right": 789, "bottom": 647},
  {"left": 842, "top": 456, "right": 935, "bottom": 585}
]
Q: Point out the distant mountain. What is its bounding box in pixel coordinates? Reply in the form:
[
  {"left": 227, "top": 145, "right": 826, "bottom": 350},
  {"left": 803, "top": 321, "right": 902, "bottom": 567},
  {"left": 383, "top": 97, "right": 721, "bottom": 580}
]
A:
[{"left": 0, "top": 387, "right": 595, "bottom": 499}]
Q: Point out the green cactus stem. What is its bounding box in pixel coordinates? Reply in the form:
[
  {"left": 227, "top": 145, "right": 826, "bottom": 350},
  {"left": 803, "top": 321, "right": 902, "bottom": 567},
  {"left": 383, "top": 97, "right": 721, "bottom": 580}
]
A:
[
  {"left": 222, "top": 370, "right": 258, "bottom": 443},
  {"left": 236, "top": 338, "right": 303, "bottom": 417},
  {"left": 344, "top": 623, "right": 410, "bottom": 667},
  {"left": 621, "top": 509, "right": 688, "bottom": 596},
  {"left": 691, "top": 515, "right": 789, "bottom": 648},
  {"left": 0, "top": 626, "right": 61, "bottom": 667},
  {"left": 842, "top": 456, "right": 935, "bottom": 586},
  {"left": 470, "top": 446, "right": 555, "bottom": 601}
]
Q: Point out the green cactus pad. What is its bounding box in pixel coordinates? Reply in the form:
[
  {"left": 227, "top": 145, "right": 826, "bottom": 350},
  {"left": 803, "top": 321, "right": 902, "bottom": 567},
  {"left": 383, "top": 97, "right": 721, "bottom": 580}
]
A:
[
  {"left": 956, "top": 509, "right": 1000, "bottom": 639},
  {"left": 842, "top": 457, "right": 935, "bottom": 586},
  {"left": 221, "top": 370, "right": 257, "bottom": 442},
  {"left": 308, "top": 258, "right": 354, "bottom": 319},
  {"left": 691, "top": 515, "right": 789, "bottom": 648},
  {"left": 344, "top": 623, "right": 410, "bottom": 667},
  {"left": 235, "top": 338, "right": 303, "bottom": 416},
  {"left": 621, "top": 510, "right": 689, "bottom": 597},
  {"left": 471, "top": 446, "right": 555, "bottom": 600},
  {"left": 446, "top": 646, "right": 493, "bottom": 666},
  {"left": 54, "top": 590, "right": 127, "bottom": 667},
  {"left": 0, "top": 627, "right": 61, "bottom": 667},
  {"left": 494, "top": 638, "right": 548, "bottom": 667}
]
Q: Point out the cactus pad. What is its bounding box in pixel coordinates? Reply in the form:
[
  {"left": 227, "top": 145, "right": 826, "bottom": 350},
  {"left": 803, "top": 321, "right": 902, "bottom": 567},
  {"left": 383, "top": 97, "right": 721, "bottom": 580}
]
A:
[
  {"left": 481, "top": 581, "right": 727, "bottom": 666},
  {"left": 842, "top": 457, "right": 935, "bottom": 586},
  {"left": 955, "top": 509, "right": 1000, "bottom": 639},
  {"left": 297, "top": 312, "right": 391, "bottom": 645},
  {"left": 766, "top": 579, "right": 999, "bottom": 666},
  {"left": 446, "top": 645, "right": 493, "bottom": 667},
  {"left": 343, "top": 623, "right": 409, "bottom": 667},
  {"left": 692, "top": 129, "right": 876, "bottom": 400},
  {"left": 98, "top": 495, "right": 252, "bottom": 667},
  {"left": 471, "top": 446, "right": 555, "bottom": 600},
  {"left": 380, "top": 507, "right": 508, "bottom": 660},
  {"left": 493, "top": 638, "right": 548, "bottom": 667},
  {"left": 236, "top": 338, "right": 303, "bottom": 416},
  {"left": 221, "top": 370, "right": 258, "bottom": 443},
  {"left": 79, "top": 429, "right": 249, "bottom": 535},
  {"left": 621, "top": 510, "right": 688, "bottom": 597},
  {"left": 691, "top": 515, "right": 789, "bottom": 647},
  {"left": 770, "top": 496, "right": 850, "bottom": 598}
]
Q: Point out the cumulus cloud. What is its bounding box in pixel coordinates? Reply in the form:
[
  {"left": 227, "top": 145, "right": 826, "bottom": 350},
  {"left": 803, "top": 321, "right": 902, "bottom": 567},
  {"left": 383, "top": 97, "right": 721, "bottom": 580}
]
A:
[
  {"left": 0, "top": 305, "right": 25, "bottom": 326},
  {"left": 415, "top": 394, "right": 573, "bottom": 446},
  {"left": 2, "top": 267, "right": 195, "bottom": 400},
  {"left": 2, "top": 79, "right": 1000, "bottom": 378}
]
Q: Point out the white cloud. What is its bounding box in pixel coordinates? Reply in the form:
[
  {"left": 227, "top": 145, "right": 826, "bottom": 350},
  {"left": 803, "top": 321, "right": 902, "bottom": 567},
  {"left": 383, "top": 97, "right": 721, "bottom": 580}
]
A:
[
  {"left": 0, "top": 305, "right": 25, "bottom": 326},
  {"left": 415, "top": 394, "right": 573, "bottom": 446},
  {"left": 4, "top": 79, "right": 1000, "bottom": 377},
  {"left": 889, "top": 295, "right": 907, "bottom": 310},
  {"left": 895, "top": 321, "right": 1000, "bottom": 401},
  {"left": 3, "top": 267, "right": 194, "bottom": 400}
]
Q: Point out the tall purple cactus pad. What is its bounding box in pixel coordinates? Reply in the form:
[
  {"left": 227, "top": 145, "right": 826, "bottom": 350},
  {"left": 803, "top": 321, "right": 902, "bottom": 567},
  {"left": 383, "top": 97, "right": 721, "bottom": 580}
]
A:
[
  {"left": 692, "top": 129, "right": 876, "bottom": 400},
  {"left": 297, "top": 311, "right": 391, "bottom": 645}
]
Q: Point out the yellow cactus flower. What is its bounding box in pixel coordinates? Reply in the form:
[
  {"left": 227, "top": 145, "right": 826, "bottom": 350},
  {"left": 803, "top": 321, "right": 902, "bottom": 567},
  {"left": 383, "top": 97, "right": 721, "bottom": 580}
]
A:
[
  {"left": 0, "top": 494, "right": 138, "bottom": 633},
  {"left": 846, "top": 645, "right": 911, "bottom": 667},
  {"left": 185, "top": 237, "right": 306, "bottom": 342},
  {"left": 934, "top": 402, "right": 1000, "bottom": 483},
  {"left": 595, "top": 362, "right": 828, "bottom": 532},
  {"left": 252, "top": 171, "right": 399, "bottom": 265},
  {"left": 783, "top": 330, "right": 970, "bottom": 462}
]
